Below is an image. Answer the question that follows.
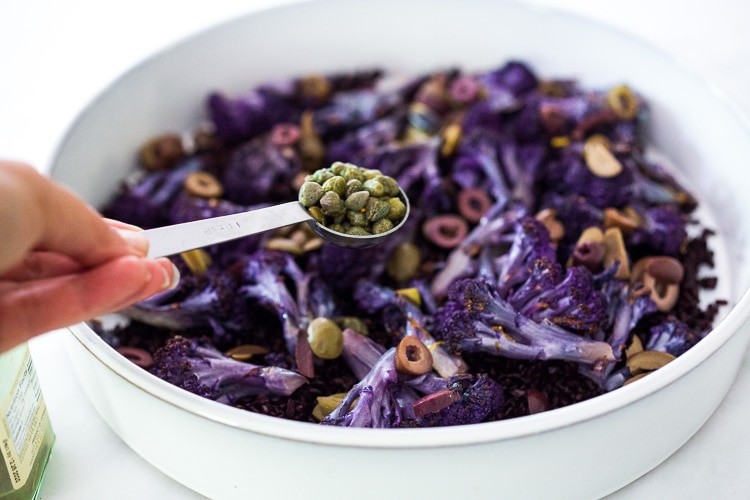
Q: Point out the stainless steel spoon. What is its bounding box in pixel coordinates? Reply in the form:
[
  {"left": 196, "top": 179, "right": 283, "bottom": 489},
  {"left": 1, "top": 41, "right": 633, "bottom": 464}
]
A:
[{"left": 142, "top": 188, "right": 410, "bottom": 258}]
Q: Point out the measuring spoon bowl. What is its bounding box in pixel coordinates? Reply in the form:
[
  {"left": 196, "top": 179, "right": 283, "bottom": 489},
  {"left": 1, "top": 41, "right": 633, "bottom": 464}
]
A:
[{"left": 142, "top": 188, "right": 410, "bottom": 258}]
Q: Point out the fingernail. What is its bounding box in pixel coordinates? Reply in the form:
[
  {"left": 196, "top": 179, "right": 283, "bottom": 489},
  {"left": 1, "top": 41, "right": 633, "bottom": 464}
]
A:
[
  {"left": 159, "top": 260, "right": 181, "bottom": 290},
  {"left": 118, "top": 229, "right": 150, "bottom": 257}
]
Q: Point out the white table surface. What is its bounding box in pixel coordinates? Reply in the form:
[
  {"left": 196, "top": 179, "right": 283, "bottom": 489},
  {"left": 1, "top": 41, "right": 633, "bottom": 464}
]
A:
[{"left": 3, "top": 1, "right": 750, "bottom": 498}]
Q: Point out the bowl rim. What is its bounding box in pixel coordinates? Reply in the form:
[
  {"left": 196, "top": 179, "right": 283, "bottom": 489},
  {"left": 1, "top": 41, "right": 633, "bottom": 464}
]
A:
[{"left": 56, "top": 0, "right": 750, "bottom": 449}]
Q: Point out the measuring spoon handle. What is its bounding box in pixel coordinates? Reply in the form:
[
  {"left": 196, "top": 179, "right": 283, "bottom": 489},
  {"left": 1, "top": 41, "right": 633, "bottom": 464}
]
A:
[{"left": 143, "top": 201, "right": 312, "bottom": 258}]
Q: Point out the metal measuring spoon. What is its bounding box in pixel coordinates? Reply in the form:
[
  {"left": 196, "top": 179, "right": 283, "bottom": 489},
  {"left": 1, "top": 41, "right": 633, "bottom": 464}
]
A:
[{"left": 141, "top": 188, "right": 410, "bottom": 258}]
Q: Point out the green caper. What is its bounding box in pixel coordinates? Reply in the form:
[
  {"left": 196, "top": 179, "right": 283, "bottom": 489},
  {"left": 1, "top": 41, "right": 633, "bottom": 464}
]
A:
[
  {"left": 372, "top": 218, "right": 394, "bottom": 234},
  {"left": 345, "top": 190, "right": 370, "bottom": 211},
  {"left": 319, "top": 191, "right": 346, "bottom": 217},
  {"left": 347, "top": 209, "right": 368, "bottom": 227},
  {"left": 376, "top": 175, "right": 399, "bottom": 197},
  {"left": 321, "top": 175, "right": 346, "bottom": 196},
  {"left": 329, "top": 161, "right": 347, "bottom": 175},
  {"left": 345, "top": 178, "right": 365, "bottom": 197},
  {"left": 308, "top": 206, "right": 326, "bottom": 224},
  {"left": 365, "top": 197, "right": 391, "bottom": 222},
  {"left": 298, "top": 182, "right": 324, "bottom": 207},
  {"left": 346, "top": 226, "right": 371, "bottom": 236},
  {"left": 362, "top": 168, "right": 381, "bottom": 180},
  {"left": 387, "top": 197, "right": 406, "bottom": 220},
  {"left": 386, "top": 242, "right": 421, "bottom": 282},
  {"left": 340, "top": 164, "right": 365, "bottom": 182},
  {"left": 310, "top": 168, "right": 334, "bottom": 184},
  {"left": 307, "top": 317, "right": 344, "bottom": 359},
  {"left": 363, "top": 178, "right": 385, "bottom": 197}
]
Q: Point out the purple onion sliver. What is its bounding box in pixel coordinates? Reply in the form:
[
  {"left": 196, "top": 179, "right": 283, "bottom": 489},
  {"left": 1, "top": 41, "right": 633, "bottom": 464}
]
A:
[{"left": 413, "top": 389, "right": 462, "bottom": 418}]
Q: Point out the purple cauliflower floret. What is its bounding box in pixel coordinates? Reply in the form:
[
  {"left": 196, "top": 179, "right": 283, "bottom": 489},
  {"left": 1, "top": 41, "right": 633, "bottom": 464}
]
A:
[
  {"left": 222, "top": 135, "right": 300, "bottom": 205},
  {"left": 583, "top": 276, "right": 658, "bottom": 388},
  {"left": 507, "top": 259, "right": 608, "bottom": 334},
  {"left": 151, "top": 336, "right": 307, "bottom": 404},
  {"left": 356, "top": 138, "right": 434, "bottom": 181},
  {"left": 104, "top": 158, "right": 201, "bottom": 228},
  {"left": 322, "top": 347, "right": 501, "bottom": 428},
  {"left": 554, "top": 152, "right": 634, "bottom": 208},
  {"left": 601, "top": 280, "right": 658, "bottom": 360},
  {"left": 312, "top": 88, "right": 403, "bottom": 138},
  {"left": 324, "top": 114, "right": 404, "bottom": 164},
  {"left": 121, "top": 266, "right": 243, "bottom": 346},
  {"left": 452, "top": 129, "right": 511, "bottom": 207},
  {"left": 416, "top": 374, "right": 503, "bottom": 427},
  {"left": 357, "top": 138, "right": 454, "bottom": 216},
  {"left": 316, "top": 245, "right": 390, "bottom": 294},
  {"left": 494, "top": 217, "right": 557, "bottom": 297},
  {"left": 461, "top": 100, "right": 507, "bottom": 135},
  {"left": 509, "top": 92, "right": 547, "bottom": 143},
  {"left": 538, "top": 193, "right": 604, "bottom": 260},
  {"left": 321, "top": 348, "right": 411, "bottom": 427},
  {"left": 645, "top": 319, "right": 702, "bottom": 357},
  {"left": 434, "top": 278, "right": 615, "bottom": 365},
  {"left": 629, "top": 205, "right": 688, "bottom": 256},
  {"left": 208, "top": 70, "right": 387, "bottom": 144},
  {"left": 483, "top": 60, "right": 539, "bottom": 97},
  {"left": 503, "top": 256, "right": 560, "bottom": 312},
  {"left": 237, "top": 250, "right": 335, "bottom": 355},
  {"left": 430, "top": 205, "right": 527, "bottom": 299},
  {"left": 353, "top": 280, "right": 402, "bottom": 315},
  {"left": 499, "top": 141, "right": 548, "bottom": 208},
  {"left": 460, "top": 62, "right": 537, "bottom": 136},
  {"left": 237, "top": 251, "right": 302, "bottom": 352},
  {"left": 208, "top": 87, "right": 300, "bottom": 144}
]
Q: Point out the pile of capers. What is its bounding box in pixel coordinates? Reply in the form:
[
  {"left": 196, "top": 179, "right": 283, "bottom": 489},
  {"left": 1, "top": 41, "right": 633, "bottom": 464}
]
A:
[{"left": 298, "top": 162, "right": 407, "bottom": 236}]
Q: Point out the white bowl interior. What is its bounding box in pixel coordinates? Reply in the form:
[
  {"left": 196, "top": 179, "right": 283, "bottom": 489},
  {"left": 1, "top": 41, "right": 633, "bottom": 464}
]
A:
[{"left": 50, "top": 0, "right": 750, "bottom": 498}]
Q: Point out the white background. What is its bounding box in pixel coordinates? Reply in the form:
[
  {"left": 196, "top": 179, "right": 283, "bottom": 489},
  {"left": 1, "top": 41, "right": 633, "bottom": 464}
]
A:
[{"left": 2, "top": 0, "right": 750, "bottom": 498}]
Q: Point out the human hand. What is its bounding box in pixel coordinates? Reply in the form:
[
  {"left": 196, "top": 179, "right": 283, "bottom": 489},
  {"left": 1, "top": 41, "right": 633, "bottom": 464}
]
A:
[{"left": 0, "top": 161, "right": 180, "bottom": 352}]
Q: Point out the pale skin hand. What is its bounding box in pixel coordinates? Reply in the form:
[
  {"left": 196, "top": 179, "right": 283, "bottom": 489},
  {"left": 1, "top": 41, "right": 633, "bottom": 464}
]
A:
[{"left": 0, "top": 161, "right": 180, "bottom": 353}]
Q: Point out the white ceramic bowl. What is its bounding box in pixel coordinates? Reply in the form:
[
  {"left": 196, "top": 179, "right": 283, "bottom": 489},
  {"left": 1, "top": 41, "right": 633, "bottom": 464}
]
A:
[{"left": 50, "top": 0, "right": 750, "bottom": 498}]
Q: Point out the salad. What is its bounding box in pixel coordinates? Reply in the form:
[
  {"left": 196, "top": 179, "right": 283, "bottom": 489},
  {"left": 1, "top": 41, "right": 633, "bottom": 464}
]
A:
[{"left": 100, "top": 61, "right": 724, "bottom": 427}]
